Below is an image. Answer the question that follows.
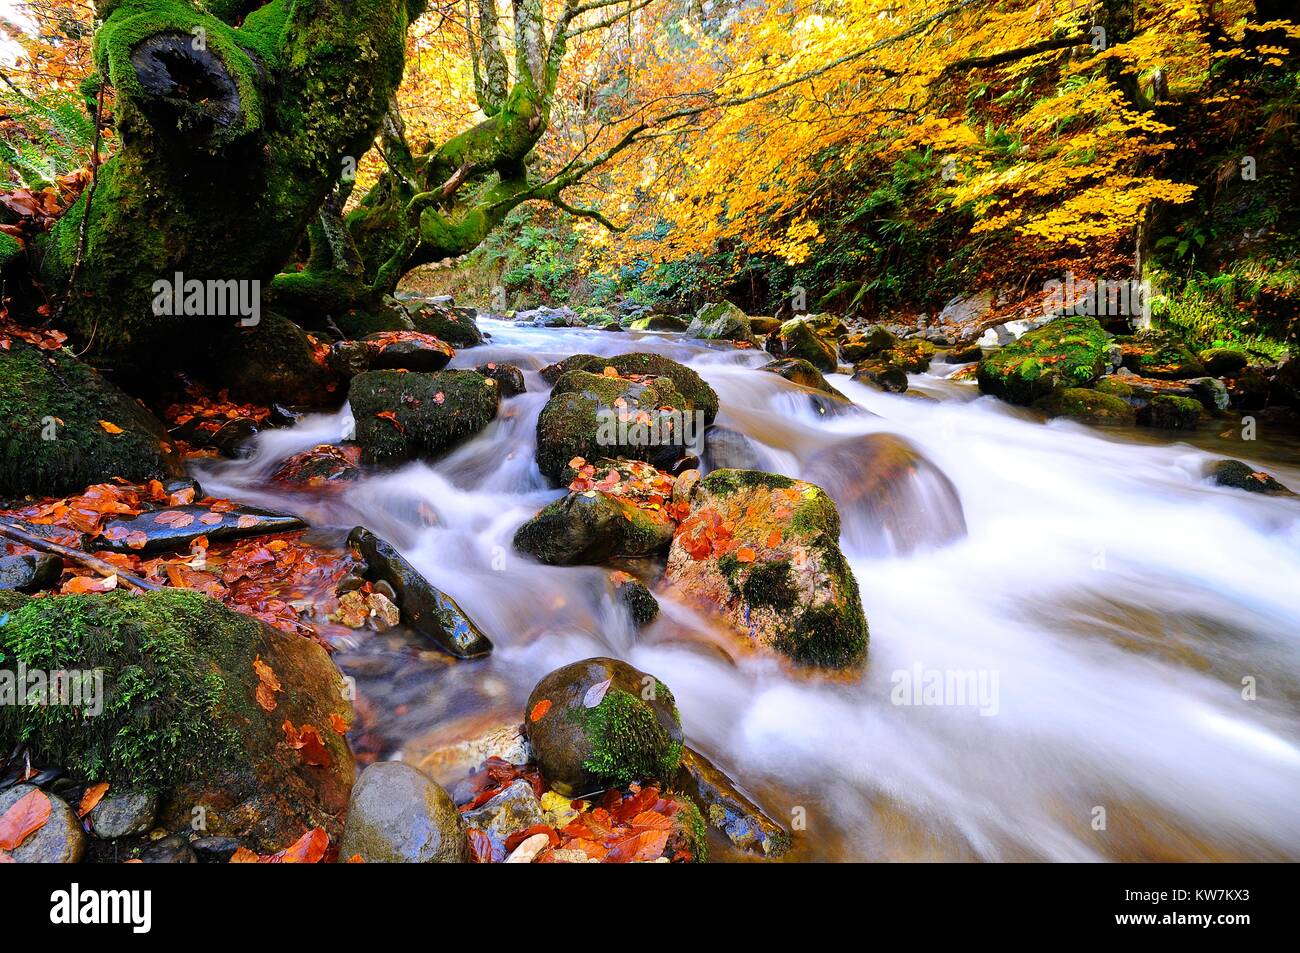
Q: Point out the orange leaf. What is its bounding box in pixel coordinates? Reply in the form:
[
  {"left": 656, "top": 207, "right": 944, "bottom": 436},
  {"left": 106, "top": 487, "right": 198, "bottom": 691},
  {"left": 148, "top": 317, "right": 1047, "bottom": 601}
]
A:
[
  {"left": 736, "top": 546, "right": 757, "bottom": 563},
  {"left": 154, "top": 510, "right": 195, "bottom": 528},
  {"left": 98, "top": 420, "right": 124, "bottom": 435},
  {"left": 0, "top": 787, "right": 52, "bottom": 851},
  {"left": 78, "top": 782, "right": 110, "bottom": 819},
  {"left": 529, "top": 699, "right": 552, "bottom": 723},
  {"left": 376, "top": 410, "right": 404, "bottom": 432},
  {"left": 253, "top": 655, "right": 281, "bottom": 712},
  {"left": 329, "top": 713, "right": 348, "bottom": 734}
]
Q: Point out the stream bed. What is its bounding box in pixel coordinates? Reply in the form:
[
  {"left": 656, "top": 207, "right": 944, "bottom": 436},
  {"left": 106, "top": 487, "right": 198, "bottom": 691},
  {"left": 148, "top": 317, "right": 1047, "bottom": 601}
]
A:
[{"left": 198, "top": 319, "right": 1300, "bottom": 862}]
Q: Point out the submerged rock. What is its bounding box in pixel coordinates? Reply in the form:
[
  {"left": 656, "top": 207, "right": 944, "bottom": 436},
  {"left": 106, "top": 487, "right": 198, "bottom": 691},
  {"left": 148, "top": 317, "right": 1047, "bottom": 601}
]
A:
[
  {"left": 977, "top": 315, "right": 1111, "bottom": 405},
  {"left": 271, "top": 443, "right": 362, "bottom": 488},
  {"left": 349, "top": 368, "right": 500, "bottom": 466},
  {"left": 525, "top": 657, "right": 684, "bottom": 797},
  {"left": 0, "top": 589, "right": 355, "bottom": 853},
  {"left": 701, "top": 424, "right": 774, "bottom": 473},
  {"left": 0, "top": 340, "right": 182, "bottom": 498},
  {"left": 677, "top": 746, "right": 790, "bottom": 857},
  {"left": 347, "top": 526, "right": 493, "bottom": 658},
  {"left": 803, "top": 435, "right": 966, "bottom": 556},
  {"left": 688, "top": 301, "right": 755, "bottom": 344},
  {"left": 338, "top": 761, "right": 467, "bottom": 863},
  {"left": 0, "top": 785, "right": 85, "bottom": 863},
  {"left": 1208, "top": 459, "right": 1292, "bottom": 495},
  {"left": 666, "top": 469, "right": 868, "bottom": 668},
  {"left": 761, "top": 357, "right": 848, "bottom": 399}
]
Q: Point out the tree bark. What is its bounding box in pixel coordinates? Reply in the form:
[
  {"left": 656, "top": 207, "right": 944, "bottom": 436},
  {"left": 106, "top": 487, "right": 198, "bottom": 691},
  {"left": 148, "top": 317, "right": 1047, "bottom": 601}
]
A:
[{"left": 34, "top": 0, "right": 420, "bottom": 373}]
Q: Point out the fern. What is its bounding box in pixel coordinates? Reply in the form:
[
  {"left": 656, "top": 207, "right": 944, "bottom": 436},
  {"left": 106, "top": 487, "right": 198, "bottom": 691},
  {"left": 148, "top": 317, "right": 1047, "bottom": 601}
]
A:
[{"left": 0, "top": 87, "right": 95, "bottom": 189}]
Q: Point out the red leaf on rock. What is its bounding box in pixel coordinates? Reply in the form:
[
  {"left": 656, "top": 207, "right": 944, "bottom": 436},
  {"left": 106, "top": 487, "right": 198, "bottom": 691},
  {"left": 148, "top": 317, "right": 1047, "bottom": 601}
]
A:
[
  {"left": 78, "top": 782, "right": 110, "bottom": 818},
  {"left": 529, "top": 699, "right": 551, "bottom": 722},
  {"left": 467, "top": 828, "right": 495, "bottom": 863},
  {"left": 0, "top": 788, "right": 51, "bottom": 850}
]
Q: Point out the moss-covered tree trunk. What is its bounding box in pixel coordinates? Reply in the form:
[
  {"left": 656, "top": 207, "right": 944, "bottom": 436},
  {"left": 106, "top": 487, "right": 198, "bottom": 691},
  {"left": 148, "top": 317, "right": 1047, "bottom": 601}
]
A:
[
  {"left": 34, "top": 0, "right": 419, "bottom": 373},
  {"left": 270, "top": 0, "right": 631, "bottom": 323}
]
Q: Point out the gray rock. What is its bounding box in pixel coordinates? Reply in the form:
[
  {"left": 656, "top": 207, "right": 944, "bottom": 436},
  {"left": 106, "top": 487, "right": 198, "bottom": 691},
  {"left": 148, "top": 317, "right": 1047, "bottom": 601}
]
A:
[
  {"left": 0, "top": 784, "right": 85, "bottom": 863},
  {"left": 461, "top": 779, "right": 547, "bottom": 861},
  {"left": 338, "top": 761, "right": 467, "bottom": 863},
  {"left": 190, "top": 835, "right": 243, "bottom": 863},
  {"left": 0, "top": 553, "right": 61, "bottom": 593},
  {"left": 137, "top": 834, "right": 197, "bottom": 863},
  {"left": 90, "top": 787, "right": 158, "bottom": 839},
  {"left": 1186, "top": 376, "right": 1230, "bottom": 412}
]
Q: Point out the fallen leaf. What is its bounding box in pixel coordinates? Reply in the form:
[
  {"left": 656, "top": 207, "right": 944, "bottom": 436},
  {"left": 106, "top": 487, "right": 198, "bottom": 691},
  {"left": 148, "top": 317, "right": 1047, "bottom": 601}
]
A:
[
  {"left": 583, "top": 677, "right": 612, "bottom": 709},
  {"left": 529, "top": 699, "right": 552, "bottom": 723},
  {"left": 98, "top": 420, "right": 123, "bottom": 435},
  {"left": 78, "top": 782, "right": 110, "bottom": 819},
  {"left": 0, "top": 787, "right": 52, "bottom": 851},
  {"left": 253, "top": 655, "right": 281, "bottom": 712}
]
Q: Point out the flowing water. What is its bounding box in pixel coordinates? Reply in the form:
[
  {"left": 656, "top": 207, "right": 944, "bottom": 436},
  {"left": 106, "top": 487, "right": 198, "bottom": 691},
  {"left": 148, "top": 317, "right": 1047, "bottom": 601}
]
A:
[{"left": 199, "top": 319, "right": 1300, "bottom": 862}]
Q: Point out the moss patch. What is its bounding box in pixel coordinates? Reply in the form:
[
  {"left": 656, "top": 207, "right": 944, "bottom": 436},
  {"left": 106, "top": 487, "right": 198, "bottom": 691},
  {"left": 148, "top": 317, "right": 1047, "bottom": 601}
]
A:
[
  {"left": 977, "top": 315, "right": 1111, "bottom": 405},
  {"left": 571, "top": 688, "right": 684, "bottom": 789},
  {"left": 349, "top": 368, "right": 499, "bottom": 465}
]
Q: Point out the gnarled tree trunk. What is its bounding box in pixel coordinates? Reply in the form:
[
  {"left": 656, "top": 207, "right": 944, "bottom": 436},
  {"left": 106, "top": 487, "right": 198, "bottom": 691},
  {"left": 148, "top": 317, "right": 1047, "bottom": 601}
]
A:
[{"left": 35, "top": 0, "right": 420, "bottom": 373}]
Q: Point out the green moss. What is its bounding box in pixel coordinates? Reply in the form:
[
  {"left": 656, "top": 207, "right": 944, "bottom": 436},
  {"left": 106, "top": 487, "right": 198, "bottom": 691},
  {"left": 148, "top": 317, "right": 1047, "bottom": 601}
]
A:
[
  {"left": 1117, "top": 329, "right": 1205, "bottom": 380},
  {"left": 774, "top": 318, "right": 837, "bottom": 372},
  {"left": 699, "top": 469, "right": 796, "bottom": 496},
  {"left": 541, "top": 353, "right": 719, "bottom": 421},
  {"left": 1197, "top": 347, "right": 1250, "bottom": 376},
  {"left": 977, "top": 315, "right": 1111, "bottom": 405},
  {"left": 1093, "top": 377, "right": 1134, "bottom": 399},
  {"left": 1137, "top": 394, "right": 1202, "bottom": 430},
  {"left": 672, "top": 795, "right": 709, "bottom": 863},
  {"left": 0, "top": 341, "right": 178, "bottom": 498},
  {"left": 0, "top": 232, "right": 22, "bottom": 270},
  {"left": 0, "top": 589, "right": 257, "bottom": 790},
  {"left": 405, "top": 303, "right": 484, "bottom": 347},
  {"left": 571, "top": 688, "right": 683, "bottom": 789},
  {"left": 881, "top": 338, "right": 936, "bottom": 372},
  {"left": 1034, "top": 387, "right": 1135, "bottom": 424},
  {"left": 350, "top": 368, "right": 499, "bottom": 465}
]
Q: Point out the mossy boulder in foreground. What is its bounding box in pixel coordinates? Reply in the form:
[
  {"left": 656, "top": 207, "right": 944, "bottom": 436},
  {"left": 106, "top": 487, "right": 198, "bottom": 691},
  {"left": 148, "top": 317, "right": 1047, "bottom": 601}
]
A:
[
  {"left": 0, "top": 589, "right": 355, "bottom": 852},
  {"left": 665, "top": 469, "right": 868, "bottom": 669},
  {"left": 525, "top": 657, "right": 684, "bottom": 797},
  {"left": 0, "top": 341, "right": 182, "bottom": 498},
  {"left": 349, "top": 368, "right": 500, "bottom": 465},
  {"left": 977, "top": 315, "right": 1112, "bottom": 405}
]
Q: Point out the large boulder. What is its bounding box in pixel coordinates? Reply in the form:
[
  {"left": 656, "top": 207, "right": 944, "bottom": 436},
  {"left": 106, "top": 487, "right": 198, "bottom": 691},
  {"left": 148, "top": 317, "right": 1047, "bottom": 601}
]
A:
[
  {"left": 0, "top": 341, "right": 182, "bottom": 498},
  {"left": 209, "top": 313, "right": 342, "bottom": 407},
  {"left": 666, "top": 469, "right": 868, "bottom": 668},
  {"left": 0, "top": 589, "right": 355, "bottom": 852},
  {"left": 977, "top": 315, "right": 1112, "bottom": 405},
  {"left": 524, "top": 657, "right": 684, "bottom": 797},
  {"left": 349, "top": 369, "right": 499, "bottom": 465},
  {"left": 513, "top": 484, "right": 675, "bottom": 565},
  {"left": 688, "top": 301, "right": 755, "bottom": 344},
  {"left": 535, "top": 358, "right": 717, "bottom": 482},
  {"left": 337, "top": 761, "right": 466, "bottom": 863}
]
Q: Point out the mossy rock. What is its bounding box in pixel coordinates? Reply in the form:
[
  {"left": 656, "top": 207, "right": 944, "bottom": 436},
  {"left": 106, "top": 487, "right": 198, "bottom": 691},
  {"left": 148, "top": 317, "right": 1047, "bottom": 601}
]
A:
[
  {"left": 767, "top": 317, "right": 837, "bottom": 372},
  {"left": 1197, "top": 348, "right": 1250, "bottom": 376},
  {"left": 524, "top": 657, "right": 684, "bottom": 796},
  {"left": 535, "top": 363, "right": 714, "bottom": 481},
  {"left": 1093, "top": 377, "right": 1135, "bottom": 399},
  {"left": 629, "top": 314, "right": 689, "bottom": 332},
  {"left": 665, "top": 469, "right": 868, "bottom": 669},
  {"left": 0, "top": 231, "right": 22, "bottom": 270},
  {"left": 852, "top": 359, "right": 908, "bottom": 393},
  {"left": 1136, "top": 394, "right": 1201, "bottom": 430},
  {"left": 1208, "top": 459, "right": 1292, "bottom": 495},
  {"left": 1034, "top": 387, "right": 1135, "bottom": 424},
  {"left": 513, "top": 488, "right": 675, "bottom": 565},
  {"left": 538, "top": 352, "right": 719, "bottom": 420},
  {"left": 687, "top": 301, "right": 755, "bottom": 344},
  {"left": 0, "top": 589, "right": 355, "bottom": 851},
  {"left": 611, "top": 571, "right": 659, "bottom": 627},
  {"left": 839, "top": 326, "right": 895, "bottom": 361},
  {"left": 760, "top": 357, "right": 846, "bottom": 399},
  {"left": 0, "top": 341, "right": 182, "bottom": 498},
  {"left": 1117, "top": 329, "right": 1205, "bottom": 380},
  {"left": 334, "top": 307, "right": 416, "bottom": 338},
  {"left": 208, "top": 313, "right": 341, "bottom": 408},
  {"left": 881, "top": 339, "right": 936, "bottom": 373},
  {"left": 977, "top": 315, "right": 1111, "bottom": 405},
  {"left": 406, "top": 302, "right": 484, "bottom": 348},
  {"left": 474, "top": 361, "right": 526, "bottom": 397},
  {"left": 349, "top": 369, "right": 500, "bottom": 466}
]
